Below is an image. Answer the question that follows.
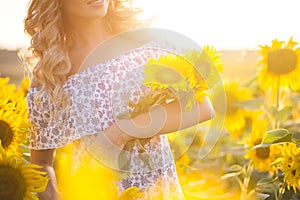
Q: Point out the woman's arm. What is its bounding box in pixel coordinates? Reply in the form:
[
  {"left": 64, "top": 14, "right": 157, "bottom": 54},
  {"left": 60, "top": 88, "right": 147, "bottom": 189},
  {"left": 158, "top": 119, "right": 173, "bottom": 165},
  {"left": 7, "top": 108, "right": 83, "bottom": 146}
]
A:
[
  {"left": 31, "top": 149, "right": 62, "bottom": 200},
  {"left": 104, "top": 97, "right": 215, "bottom": 148}
]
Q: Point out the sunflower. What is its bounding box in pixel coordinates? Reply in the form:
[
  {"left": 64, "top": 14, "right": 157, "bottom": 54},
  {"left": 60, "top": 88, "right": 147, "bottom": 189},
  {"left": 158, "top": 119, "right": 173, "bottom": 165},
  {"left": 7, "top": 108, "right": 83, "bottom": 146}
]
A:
[
  {"left": 0, "top": 77, "right": 16, "bottom": 94},
  {"left": 184, "top": 45, "right": 224, "bottom": 89},
  {"left": 258, "top": 37, "right": 300, "bottom": 91},
  {"left": 0, "top": 77, "right": 18, "bottom": 106},
  {"left": 17, "top": 77, "right": 31, "bottom": 97},
  {"left": 0, "top": 102, "right": 28, "bottom": 156},
  {"left": 212, "top": 82, "right": 252, "bottom": 138},
  {"left": 126, "top": 89, "right": 174, "bottom": 118},
  {"left": 0, "top": 77, "right": 28, "bottom": 117},
  {"left": 143, "top": 63, "right": 188, "bottom": 91},
  {"left": 143, "top": 54, "right": 194, "bottom": 91},
  {"left": 155, "top": 53, "right": 196, "bottom": 84},
  {"left": 0, "top": 77, "right": 29, "bottom": 155},
  {"left": 144, "top": 53, "right": 208, "bottom": 110},
  {"left": 244, "top": 121, "right": 281, "bottom": 174},
  {"left": 276, "top": 142, "right": 300, "bottom": 192},
  {"left": 0, "top": 143, "right": 48, "bottom": 200},
  {"left": 184, "top": 88, "right": 208, "bottom": 110}
]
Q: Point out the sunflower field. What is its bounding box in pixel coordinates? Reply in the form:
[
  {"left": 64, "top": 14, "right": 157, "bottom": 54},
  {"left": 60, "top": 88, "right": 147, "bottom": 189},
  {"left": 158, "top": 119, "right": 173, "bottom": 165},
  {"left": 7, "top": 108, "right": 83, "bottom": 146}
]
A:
[
  {"left": 0, "top": 77, "right": 48, "bottom": 200},
  {"left": 0, "top": 37, "right": 300, "bottom": 200},
  {"left": 171, "top": 37, "right": 300, "bottom": 200}
]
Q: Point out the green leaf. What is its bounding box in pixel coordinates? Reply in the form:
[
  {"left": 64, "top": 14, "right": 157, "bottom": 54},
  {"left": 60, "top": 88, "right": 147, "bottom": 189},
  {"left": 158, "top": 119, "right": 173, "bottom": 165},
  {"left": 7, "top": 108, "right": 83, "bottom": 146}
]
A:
[
  {"left": 20, "top": 144, "right": 30, "bottom": 153},
  {"left": 252, "top": 143, "right": 272, "bottom": 150},
  {"left": 292, "top": 131, "right": 300, "bottom": 146},
  {"left": 22, "top": 152, "right": 31, "bottom": 158},
  {"left": 220, "top": 171, "right": 242, "bottom": 179},
  {"left": 270, "top": 106, "right": 277, "bottom": 115},
  {"left": 262, "top": 129, "right": 292, "bottom": 144},
  {"left": 290, "top": 92, "right": 300, "bottom": 102},
  {"left": 254, "top": 130, "right": 300, "bottom": 148},
  {"left": 229, "top": 164, "right": 242, "bottom": 172},
  {"left": 246, "top": 189, "right": 270, "bottom": 200},
  {"left": 234, "top": 98, "right": 264, "bottom": 110},
  {"left": 256, "top": 176, "right": 279, "bottom": 187},
  {"left": 271, "top": 106, "right": 293, "bottom": 121},
  {"left": 255, "top": 193, "right": 270, "bottom": 200}
]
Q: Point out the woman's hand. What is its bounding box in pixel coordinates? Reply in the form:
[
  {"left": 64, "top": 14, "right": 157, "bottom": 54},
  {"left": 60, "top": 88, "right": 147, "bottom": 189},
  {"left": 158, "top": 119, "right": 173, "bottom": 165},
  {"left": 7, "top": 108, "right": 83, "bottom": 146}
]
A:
[
  {"left": 31, "top": 149, "right": 62, "bottom": 200},
  {"left": 38, "top": 190, "right": 62, "bottom": 200},
  {"left": 35, "top": 165, "right": 62, "bottom": 200}
]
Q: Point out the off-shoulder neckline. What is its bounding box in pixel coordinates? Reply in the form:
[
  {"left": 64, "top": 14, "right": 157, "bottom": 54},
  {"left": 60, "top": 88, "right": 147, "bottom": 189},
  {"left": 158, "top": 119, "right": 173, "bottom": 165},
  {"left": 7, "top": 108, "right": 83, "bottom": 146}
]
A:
[{"left": 28, "top": 44, "right": 175, "bottom": 93}]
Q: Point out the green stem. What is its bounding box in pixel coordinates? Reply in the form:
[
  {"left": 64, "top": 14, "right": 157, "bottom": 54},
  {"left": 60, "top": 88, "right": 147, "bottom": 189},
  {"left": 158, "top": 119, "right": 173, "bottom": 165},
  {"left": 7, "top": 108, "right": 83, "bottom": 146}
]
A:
[
  {"left": 274, "top": 86, "right": 280, "bottom": 129},
  {"left": 274, "top": 181, "right": 278, "bottom": 200},
  {"left": 240, "top": 162, "right": 253, "bottom": 200},
  {"left": 278, "top": 180, "right": 287, "bottom": 200}
]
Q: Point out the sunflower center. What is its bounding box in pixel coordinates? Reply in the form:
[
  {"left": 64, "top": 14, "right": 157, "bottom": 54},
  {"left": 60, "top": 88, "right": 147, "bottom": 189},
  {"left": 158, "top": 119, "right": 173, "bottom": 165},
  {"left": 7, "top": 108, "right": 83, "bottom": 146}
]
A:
[
  {"left": 291, "top": 169, "right": 296, "bottom": 176},
  {"left": 0, "top": 166, "right": 25, "bottom": 200},
  {"left": 255, "top": 147, "right": 270, "bottom": 159},
  {"left": 267, "top": 49, "right": 297, "bottom": 75},
  {"left": 0, "top": 120, "right": 13, "bottom": 149},
  {"left": 195, "top": 60, "right": 211, "bottom": 79},
  {"left": 156, "top": 67, "right": 183, "bottom": 84}
]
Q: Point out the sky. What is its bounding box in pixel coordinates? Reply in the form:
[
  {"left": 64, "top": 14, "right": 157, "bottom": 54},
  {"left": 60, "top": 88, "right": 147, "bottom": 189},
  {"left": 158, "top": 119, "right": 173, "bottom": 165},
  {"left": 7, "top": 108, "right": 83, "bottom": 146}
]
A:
[{"left": 0, "top": 0, "right": 300, "bottom": 50}]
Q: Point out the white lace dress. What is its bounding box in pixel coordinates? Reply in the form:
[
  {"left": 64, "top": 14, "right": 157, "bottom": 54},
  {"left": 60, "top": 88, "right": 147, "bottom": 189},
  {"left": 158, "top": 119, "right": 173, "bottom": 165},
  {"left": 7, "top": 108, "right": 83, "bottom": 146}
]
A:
[{"left": 27, "top": 46, "right": 185, "bottom": 199}]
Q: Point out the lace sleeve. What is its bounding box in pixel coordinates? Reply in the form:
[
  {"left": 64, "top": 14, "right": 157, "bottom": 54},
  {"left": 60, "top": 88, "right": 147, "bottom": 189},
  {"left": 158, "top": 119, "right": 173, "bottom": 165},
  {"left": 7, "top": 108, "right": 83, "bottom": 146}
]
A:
[
  {"left": 27, "top": 87, "right": 53, "bottom": 150},
  {"left": 27, "top": 85, "right": 92, "bottom": 150}
]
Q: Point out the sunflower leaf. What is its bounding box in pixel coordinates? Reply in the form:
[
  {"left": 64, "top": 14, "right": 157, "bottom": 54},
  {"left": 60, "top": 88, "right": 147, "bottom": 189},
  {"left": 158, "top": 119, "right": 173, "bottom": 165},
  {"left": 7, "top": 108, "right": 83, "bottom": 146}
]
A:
[
  {"left": 220, "top": 171, "right": 242, "bottom": 179},
  {"left": 252, "top": 143, "right": 272, "bottom": 150},
  {"left": 261, "top": 129, "right": 291, "bottom": 144},
  {"left": 291, "top": 131, "right": 300, "bottom": 147},
  {"left": 256, "top": 176, "right": 279, "bottom": 186},
  {"left": 290, "top": 92, "right": 300, "bottom": 102},
  {"left": 254, "top": 193, "right": 270, "bottom": 200},
  {"left": 234, "top": 98, "right": 264, "bottom": 110},
  {"left": 246, "top": 190, "right": 263, "bottom": 200},
  {"left": 20, "top": 144, "right": 30, "bottom": 153},
  {"left": 270, "top": 106, "right": 293, "bottom": 121},
  {"left": 228, "top": 164, "right": 243, "bottom": 172}
]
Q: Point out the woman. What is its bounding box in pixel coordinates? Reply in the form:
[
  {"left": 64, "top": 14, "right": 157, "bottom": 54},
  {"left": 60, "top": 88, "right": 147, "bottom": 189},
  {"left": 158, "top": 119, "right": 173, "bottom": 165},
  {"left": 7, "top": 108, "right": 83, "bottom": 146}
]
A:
[{"left": 23, "top": 0, "right": 215, "bottom": 199}]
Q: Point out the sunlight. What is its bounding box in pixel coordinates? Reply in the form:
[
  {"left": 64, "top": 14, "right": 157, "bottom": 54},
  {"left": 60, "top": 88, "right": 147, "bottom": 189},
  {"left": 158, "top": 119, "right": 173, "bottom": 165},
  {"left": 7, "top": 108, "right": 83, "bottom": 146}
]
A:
[
  {"left": 2, "top": 1, "right": 300, "bottom": 199},
  {"left": 0, "top": 0, "right": 300, "bottom": 49},
  {"left": 0, "top": 0, "right": 29, "bottom": 49},
  {"left": 135, "top": 0, "right": 300, "bottom": 50}
]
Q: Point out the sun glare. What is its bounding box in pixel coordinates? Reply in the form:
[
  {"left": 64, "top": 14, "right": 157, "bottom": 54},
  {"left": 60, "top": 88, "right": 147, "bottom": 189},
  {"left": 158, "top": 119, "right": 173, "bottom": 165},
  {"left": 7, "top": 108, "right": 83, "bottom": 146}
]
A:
[
  {"left": 0, "top": 0, "right": 300, "bottom": 50},
  {"left": 135, "top": 0, "right": 300, "bottom": 50},
  {"left": 0, "top": 0, "right": 29, "bottom": 50}
]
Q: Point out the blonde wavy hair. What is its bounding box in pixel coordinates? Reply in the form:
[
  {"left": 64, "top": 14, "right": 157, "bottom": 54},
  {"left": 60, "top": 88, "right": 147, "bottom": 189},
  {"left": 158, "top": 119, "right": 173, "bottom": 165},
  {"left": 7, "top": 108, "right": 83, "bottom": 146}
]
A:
[{"left": 23, "top": 0, "right": 147, "bottom": 117}]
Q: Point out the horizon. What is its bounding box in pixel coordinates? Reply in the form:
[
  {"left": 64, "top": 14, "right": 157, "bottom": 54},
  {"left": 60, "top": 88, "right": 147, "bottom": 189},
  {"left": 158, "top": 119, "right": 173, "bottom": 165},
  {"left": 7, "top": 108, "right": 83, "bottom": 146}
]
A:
[{"left": 0, "top": 0, "right": 300, "bottom": 50}]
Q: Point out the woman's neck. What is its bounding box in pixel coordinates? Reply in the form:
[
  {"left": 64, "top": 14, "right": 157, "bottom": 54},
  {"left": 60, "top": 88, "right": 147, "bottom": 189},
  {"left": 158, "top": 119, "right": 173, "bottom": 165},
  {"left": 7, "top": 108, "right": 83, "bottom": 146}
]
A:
[
  {"left": 66, "top": 17, "right": 112, "bottom": 51},
  {"left": 64, "top": 17, "right": 113, "bottom": 76}
]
